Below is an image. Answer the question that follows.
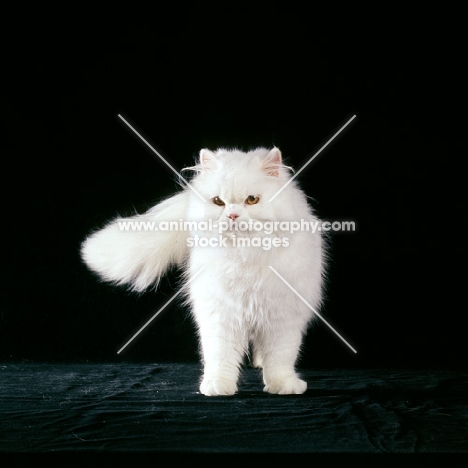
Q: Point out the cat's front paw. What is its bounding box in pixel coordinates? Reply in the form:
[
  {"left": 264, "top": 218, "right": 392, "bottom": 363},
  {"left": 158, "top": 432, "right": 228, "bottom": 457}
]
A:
[
  {"left": 263, "top": 377, "right": 307, "bottom": 395},
  {"left": 200, "top": 378, "right": 237, "bottom": 396}
]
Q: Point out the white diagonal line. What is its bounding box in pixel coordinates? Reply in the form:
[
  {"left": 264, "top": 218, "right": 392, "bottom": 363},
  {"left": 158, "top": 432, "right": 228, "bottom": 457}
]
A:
[
  {"left": 117, "top": 266, "right": 206, "bottom": 354},
  {"left": 268, "top": 115, "right": 356, "bottom": 202},
  {"left": 118, "top": 114, "right": 207, "bottom": 202},
  {"left": 268, "top": 266, "right": 357, "bottom": 353}
]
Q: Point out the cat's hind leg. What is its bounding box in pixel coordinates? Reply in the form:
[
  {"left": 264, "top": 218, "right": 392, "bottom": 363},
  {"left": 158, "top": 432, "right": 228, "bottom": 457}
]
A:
[{"left": 251, "top": 341, "right": 263, "bottom": 368}]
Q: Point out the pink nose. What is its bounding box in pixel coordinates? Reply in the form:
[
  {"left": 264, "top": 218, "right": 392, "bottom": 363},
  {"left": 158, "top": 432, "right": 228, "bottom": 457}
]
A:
[{"left": 228, "top": 213, "right": 239, "bottom": 220}]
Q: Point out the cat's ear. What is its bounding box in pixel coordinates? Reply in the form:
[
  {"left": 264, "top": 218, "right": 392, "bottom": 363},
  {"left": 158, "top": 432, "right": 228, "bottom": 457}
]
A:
[
  {"left": 199, "top": 149, "right": 218, "bottom": 171},
  {"left": 261, "top": 147, "right": 282, "bottom": 177}
]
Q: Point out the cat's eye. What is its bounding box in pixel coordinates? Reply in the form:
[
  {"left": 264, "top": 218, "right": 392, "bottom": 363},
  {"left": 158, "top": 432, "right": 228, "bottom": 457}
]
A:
[
  {"left": 245, "top": 195, "right": 260, "bottom": 205},
  {"left": 212, "top": 196, "right": 225, "bottom": 206}
]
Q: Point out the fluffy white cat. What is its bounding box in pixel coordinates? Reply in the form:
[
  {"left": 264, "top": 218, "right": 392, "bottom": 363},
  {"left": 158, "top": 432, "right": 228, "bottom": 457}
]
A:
[{"left": 81, "top": 147, "right": 326, "bottom": 396}]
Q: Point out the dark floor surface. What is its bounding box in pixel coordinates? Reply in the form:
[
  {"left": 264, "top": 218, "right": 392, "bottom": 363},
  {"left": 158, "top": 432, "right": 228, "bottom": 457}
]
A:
[{"left": 0, "top": 363, "right": 467, "bottom": 459}]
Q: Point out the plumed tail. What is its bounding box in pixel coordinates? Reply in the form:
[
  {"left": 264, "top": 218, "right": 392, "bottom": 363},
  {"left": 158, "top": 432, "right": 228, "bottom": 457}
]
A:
[{"left": 81, "top": 191, "right": 190, "bottom": 292}]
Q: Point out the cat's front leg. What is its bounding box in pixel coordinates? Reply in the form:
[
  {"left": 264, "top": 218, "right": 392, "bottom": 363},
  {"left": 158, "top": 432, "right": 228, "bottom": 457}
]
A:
[
  {"left": 262, "top": 369, "right": 307, "bottom": 395},
  {"left": 255, "top": 330, "right": 307, "bottom": 395},
  {"left": 199, "top": 368, "right": 238, "bottom": 396},
  {"left": 197, "top": 324, "right": 247, "bottom": 397}
]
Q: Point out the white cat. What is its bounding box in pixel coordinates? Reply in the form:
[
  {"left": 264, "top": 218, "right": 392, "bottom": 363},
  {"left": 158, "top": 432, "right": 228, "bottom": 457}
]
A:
[{"left": 81, "top": 147, "right": 326, "bottom": 395}]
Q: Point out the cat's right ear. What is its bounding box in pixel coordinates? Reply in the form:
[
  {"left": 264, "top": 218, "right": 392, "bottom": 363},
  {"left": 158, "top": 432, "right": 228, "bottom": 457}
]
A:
[
  {"left": 261, "top": 147, "right": 283, "bottom": 177},
  {"left": 199, "top": 149, "right": 218, "bottom": 171}
]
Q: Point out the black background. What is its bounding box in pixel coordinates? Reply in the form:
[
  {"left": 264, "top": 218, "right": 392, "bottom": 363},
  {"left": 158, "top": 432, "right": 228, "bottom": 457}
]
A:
[{"left": 3, "top": 9, "right": 465, "bottom": 369}]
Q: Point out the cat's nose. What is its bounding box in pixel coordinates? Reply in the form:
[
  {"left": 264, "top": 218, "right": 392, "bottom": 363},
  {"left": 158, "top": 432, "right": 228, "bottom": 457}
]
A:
[{"left": 227, "top": 213, "right": 239, "bottom": 220}]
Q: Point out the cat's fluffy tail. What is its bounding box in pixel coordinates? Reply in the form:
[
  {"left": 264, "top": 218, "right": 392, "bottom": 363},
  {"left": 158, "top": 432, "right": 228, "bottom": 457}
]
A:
[{"left": 80, "top": 191, "right": 190, "bottom": 292}]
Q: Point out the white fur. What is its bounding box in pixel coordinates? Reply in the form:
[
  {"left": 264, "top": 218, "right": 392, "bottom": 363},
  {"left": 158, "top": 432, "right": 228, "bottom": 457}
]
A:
[{"left": 81, "top": 147, "right": 326, "bottom": 396}]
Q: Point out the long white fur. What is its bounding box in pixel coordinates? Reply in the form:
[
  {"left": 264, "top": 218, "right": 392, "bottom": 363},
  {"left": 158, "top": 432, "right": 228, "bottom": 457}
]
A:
[{"left": 81, "top": 147, "right": 326, "bottom": 396}]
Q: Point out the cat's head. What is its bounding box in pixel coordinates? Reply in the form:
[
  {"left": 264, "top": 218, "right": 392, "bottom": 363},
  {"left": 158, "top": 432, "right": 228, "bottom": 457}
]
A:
[{"left": 183, "top": 147, "right": 298, "bottom": 226}]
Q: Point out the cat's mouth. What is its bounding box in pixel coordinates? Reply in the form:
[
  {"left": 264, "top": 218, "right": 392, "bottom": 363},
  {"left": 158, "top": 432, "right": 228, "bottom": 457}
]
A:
[
  {"left": 218, "top": 219, "right": 284, "bottom": 241},
  {"left": 211, "top": 218, "right": 248, "bottom": 234},
  {"left": 214, "top": 218, "right": 264, "bottom": 237},
  {"left": 219, "top": 218, "right": 249, "bottom": 230}
]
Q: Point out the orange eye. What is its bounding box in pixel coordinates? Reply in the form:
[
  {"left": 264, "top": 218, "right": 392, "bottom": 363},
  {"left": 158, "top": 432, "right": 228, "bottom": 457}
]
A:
[
  {"left": 213, "top": 196, "right": 225, "bottom": 206},
  {"left": 245, "top": 195, "right": 260, "bottom": 205}
]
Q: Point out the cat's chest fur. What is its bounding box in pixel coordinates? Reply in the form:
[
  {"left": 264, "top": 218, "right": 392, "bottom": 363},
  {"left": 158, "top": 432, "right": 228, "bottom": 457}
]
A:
[{"left": 189, "top": 241, "right": 281, "bottom": 321}]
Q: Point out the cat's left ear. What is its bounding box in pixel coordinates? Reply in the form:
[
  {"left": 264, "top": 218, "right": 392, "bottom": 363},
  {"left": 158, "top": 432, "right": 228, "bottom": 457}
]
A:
[{"left": 261, "top": 147, "right": 282, "bottom": 177}]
